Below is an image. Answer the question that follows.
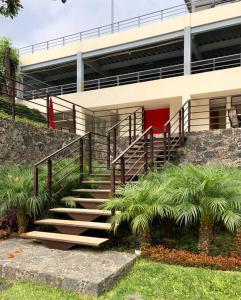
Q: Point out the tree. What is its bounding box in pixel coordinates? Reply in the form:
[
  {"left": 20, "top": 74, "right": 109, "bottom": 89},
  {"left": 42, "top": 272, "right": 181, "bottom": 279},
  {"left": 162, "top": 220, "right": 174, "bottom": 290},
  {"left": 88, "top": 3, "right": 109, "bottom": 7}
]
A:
[
  {"left": 162, "top": 164, "right": 241, "bottom": 255},
  {"left": 102, "top": 173, "right": 172, "bottom": 249},
  {"left": 0, "top": 0, "right": 67, "bottom": 18},
  {"left": 0, "top": 37, "right": 19, "bottom": 99}
]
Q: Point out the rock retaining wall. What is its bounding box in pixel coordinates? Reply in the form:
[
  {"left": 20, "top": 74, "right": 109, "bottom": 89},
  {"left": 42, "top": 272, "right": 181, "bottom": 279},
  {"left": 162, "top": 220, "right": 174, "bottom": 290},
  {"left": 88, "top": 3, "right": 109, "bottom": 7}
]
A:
[
  {"left": 0, "top": 120, "right": 77, "bottom": 165},
  {"left": 178, "top": 128, "right": 241, "bottom": 166}
]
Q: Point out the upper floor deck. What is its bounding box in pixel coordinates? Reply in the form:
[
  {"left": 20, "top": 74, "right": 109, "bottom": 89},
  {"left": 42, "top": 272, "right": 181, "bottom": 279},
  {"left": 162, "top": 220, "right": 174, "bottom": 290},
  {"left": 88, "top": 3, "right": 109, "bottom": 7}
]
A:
[{"left": 19, "top": 0, "right": 241, "bottom": 67}]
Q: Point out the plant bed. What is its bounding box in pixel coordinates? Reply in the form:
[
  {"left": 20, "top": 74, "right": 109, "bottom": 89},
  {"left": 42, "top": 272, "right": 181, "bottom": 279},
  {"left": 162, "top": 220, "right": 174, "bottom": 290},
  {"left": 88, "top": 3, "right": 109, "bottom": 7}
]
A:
[
  {"left": 0, "top": 278, "right": 13, "bottom": 292},
  {"left": 144, "top": 246, "right": 241, "bottom": 271}
]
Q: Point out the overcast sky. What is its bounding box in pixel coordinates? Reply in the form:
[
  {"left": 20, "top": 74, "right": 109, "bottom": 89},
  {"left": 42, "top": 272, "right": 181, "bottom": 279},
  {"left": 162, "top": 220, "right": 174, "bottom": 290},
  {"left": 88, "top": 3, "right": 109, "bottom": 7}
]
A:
[{"left": 0, "top": 0, "right": 184, "bottom": 48}]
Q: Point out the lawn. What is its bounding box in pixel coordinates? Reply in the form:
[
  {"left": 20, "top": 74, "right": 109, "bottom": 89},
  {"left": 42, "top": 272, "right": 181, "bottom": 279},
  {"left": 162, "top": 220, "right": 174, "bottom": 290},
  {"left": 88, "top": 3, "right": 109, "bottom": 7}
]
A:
[{"left": 1, "top": 259, "right": 241, "bottom": 300}]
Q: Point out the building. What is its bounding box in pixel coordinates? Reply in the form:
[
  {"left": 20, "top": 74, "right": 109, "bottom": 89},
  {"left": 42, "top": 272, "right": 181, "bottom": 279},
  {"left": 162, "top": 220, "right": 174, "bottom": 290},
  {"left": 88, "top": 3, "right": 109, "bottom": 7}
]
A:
[
  {"left": 17, "top": 0, "right": 241, "bottom": 250},
  {"left": 18, "top": 0, "right": 241, "bottom": 134}
]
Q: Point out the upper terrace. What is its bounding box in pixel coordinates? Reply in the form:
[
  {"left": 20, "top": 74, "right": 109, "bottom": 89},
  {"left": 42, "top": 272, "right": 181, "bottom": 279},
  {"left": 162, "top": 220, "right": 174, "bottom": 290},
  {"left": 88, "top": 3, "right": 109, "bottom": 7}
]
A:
[
  {"left": 19, "top": 0, "right": 241, "bottom": 99},
  {"left": 19, "top": 0, "right": 241, "bottom": 59}
]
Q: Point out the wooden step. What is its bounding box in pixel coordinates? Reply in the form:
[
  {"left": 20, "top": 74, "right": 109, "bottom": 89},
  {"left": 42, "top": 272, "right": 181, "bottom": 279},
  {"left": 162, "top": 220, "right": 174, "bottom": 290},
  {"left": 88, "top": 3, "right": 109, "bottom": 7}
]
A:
[
  {"left": 70, "top": 197, "right": 109, "bottom": 209},
  {"left": 81, "top": 181, "right": 120, "bottom": 189},
  {"left": 25, "top": 231, "right": 108, "bottom": 250},
  {"left": 50, "top": 208, "right": 114, "bottom": 216},
  {"left": 50, "top": 207, "right": 117, "bottom": 222},
  {"left": 72, "top": 189, "right": 111, "bottom": 199},
  {"left": 71, "top": 198, "right": 109, "bottom": 204},
  {"left": 35, "top": 219, "right": 111, "bottom": 230}
]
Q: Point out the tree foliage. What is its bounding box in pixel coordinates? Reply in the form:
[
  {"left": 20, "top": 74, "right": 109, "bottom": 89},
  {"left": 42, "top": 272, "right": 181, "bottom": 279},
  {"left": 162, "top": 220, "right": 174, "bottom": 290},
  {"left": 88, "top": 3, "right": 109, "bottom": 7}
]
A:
[
  {"left": 0, "top": 0, "right": 67, "bottom": 18},
  {"left": 0, "top": 37, "right": 19, "bottom": 74},
  {"left": 103, "top": 164, "right": 241, "bottom": 253}
]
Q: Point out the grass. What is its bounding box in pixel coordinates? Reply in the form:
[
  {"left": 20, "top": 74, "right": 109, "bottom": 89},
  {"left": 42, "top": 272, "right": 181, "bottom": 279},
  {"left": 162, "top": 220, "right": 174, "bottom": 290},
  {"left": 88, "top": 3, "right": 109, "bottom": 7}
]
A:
[
  {"left": 0, "top": 110, "right": 47, "bottom": 128},
  {"left": 1, "top": 259, "right": 241, "bottom": 300}
]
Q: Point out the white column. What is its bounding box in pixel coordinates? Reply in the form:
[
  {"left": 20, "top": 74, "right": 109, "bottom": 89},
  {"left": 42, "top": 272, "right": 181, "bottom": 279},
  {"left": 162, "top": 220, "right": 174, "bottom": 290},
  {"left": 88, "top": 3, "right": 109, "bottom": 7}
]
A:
[
  {"left": 77, "top": 52, "right": 84, "bottom": 92},
  {"left": 184, "top": 26, "right": 191, "bottom": 75}
]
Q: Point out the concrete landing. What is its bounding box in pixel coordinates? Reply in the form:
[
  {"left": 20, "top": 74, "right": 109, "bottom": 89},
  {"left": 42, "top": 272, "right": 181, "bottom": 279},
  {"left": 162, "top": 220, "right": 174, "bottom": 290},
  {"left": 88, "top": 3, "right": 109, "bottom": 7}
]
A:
[{"left": 0, "top": 239, "right": 136, "bottom": 296}]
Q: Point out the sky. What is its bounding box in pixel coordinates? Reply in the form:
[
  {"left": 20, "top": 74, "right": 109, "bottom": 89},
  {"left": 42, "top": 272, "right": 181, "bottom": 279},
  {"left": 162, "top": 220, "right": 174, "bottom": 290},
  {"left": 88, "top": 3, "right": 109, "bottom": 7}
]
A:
[{"left": 0, "top": 0, "right": 184, "bottom": 48}]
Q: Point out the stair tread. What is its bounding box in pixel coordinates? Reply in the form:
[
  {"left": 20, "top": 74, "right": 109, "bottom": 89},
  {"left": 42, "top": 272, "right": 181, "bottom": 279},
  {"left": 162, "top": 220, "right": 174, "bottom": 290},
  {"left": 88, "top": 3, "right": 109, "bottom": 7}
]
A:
[
  {"left": 50, "top": 208, "right": 118, "bottom": 215},
  {"left": 72, "top": 189, "right": 111, "bottom": 193},
  {"left": 71, "top": 198, "right": 109, "bottom": 203},
  {"left": 35, "top": 219, "right": 111, "bottom": 230},
  {"left": 25, "top": 231, "right": 108, "bottom": 246},
  {"left": 82, "top": 181, "right": 120, "bottom": 184}
]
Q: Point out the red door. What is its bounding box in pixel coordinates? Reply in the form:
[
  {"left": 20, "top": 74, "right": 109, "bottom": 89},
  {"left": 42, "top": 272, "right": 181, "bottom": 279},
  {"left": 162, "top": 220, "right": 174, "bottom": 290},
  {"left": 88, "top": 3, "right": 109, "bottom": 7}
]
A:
[{"left": 145, "top": 108, "right": 170, "bottom": 133}]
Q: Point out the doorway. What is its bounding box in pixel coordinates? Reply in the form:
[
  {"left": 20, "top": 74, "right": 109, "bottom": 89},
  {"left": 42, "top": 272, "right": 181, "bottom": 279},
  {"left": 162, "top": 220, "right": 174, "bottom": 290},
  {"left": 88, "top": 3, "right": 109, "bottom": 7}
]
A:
[{"left": 145, "top": 108, "right": 170, "bottom": 133}]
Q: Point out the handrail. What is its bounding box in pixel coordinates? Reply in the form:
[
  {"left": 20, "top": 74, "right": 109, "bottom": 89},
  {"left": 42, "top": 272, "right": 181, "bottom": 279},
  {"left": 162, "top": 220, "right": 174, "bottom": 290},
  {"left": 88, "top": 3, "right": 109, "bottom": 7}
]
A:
[
  {"left": 33, "top": 131, "right": 108, "bottom": 198},
  {"left": 164, "top": 100, "right": 190, "bottom": 129},
  {"left": 108, "top": 107, "right": 142, "bottom": 132},
  {"left": 34, "top": 133, "right": 90, "bottom": 167},
  {"left": 107, "top": 106, "right": 144, "bottom": 168},
  {"left": 111, "top": 125, "right": 163, "bottom": 164},
  {"left": 17, "top": 0, "right": 239, "bottom": 55}
]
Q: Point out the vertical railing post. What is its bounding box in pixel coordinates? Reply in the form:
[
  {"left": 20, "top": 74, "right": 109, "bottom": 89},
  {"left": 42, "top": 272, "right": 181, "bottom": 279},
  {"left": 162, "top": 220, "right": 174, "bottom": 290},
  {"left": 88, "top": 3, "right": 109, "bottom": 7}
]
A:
[
  {"left": 107, "top": 132, "right": 111, "bottom": 169},
  {"left": 188, "top": 100, "right": 191, "bottom": 132},
  {"left": 150, "top": 127, "right": 154, "bottom": 170},
  {"left": 181, "top": 106, "right": 185, "bottom": 142},
  {"left": 120, "top": 156, "right": 126, "bottom": 184},
  {"left": 129, "top": 115, "right": 132, "bottom": 145},
  {"left": 163, "top": 129, "right": 167, "bottom": 161},
  {"left": 88, "top": 132, "right": 92, "bottom": 175},
  {"left": 33, "top": 166, "right": 39, "bottom": 196},
  {"left": 46, "top": 94, "right": 50, "bottom": 128},
  {"left": 138, "top": 16, "right": 141, "bottom": 26},
  {"left": 111, "top": 164, "right": 116, "bottom": 194},
  {"left": 113, "top": 127, "right": 117, "bottom": 160},
  {"left": 142, "top": 106, "right": 145, "bottom": 133},
  {"left": 134, "top": 112, "right": 137, "bottom": 140},
  {"left": 80, "top": 139, "right": 84, "bottom": 182},
  {"left": 179, "top": 110, "right": 182, "bottom": 146},
  {"left": 72, "top": 104, "right": 76, "bottom": 134},
  {"left": 47, "top": 158, "right": 52, "bottom": 200},
  {"left": 144, "top": 133, "right": 148, "bottom": 173},
  {"left": 168, "top": 124, "right": 171, "bottom": 161},
  {"left": 12, "top": 83, "right": 16, "bottom": 120}
]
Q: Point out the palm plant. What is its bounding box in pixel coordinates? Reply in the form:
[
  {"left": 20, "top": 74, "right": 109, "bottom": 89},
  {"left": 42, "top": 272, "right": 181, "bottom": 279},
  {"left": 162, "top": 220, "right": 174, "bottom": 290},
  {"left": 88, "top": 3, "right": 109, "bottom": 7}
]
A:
[
  {"left": 0, "top": 164, "right": 47, "bottom": 233},
  {"left": 161, "top": 164, "right": 241, "bottom": 255},
  {"left": 102, "top": 172, "right": 173, "bottom": 248}
]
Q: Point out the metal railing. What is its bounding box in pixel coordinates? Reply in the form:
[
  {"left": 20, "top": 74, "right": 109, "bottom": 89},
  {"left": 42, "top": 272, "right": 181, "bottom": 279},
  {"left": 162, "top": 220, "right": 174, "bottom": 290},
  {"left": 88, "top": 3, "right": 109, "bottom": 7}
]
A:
[
  {"left": 84, "top": 64, "right": 184, "bottom": 91},
  {"left": 23, "top": 52, "right": 241, "bottom": 98},
  {"left": 17, "top": 0, "right": 239, "bottom": 55},
  {"left": 33, "top": 131, "right": 109, "bottom": 199},
  {"left": 107, "top": 106, "right": 144, "bottom": 168},
  {"left": 0, "top": 73, "right": 145, "bottom": 137}
]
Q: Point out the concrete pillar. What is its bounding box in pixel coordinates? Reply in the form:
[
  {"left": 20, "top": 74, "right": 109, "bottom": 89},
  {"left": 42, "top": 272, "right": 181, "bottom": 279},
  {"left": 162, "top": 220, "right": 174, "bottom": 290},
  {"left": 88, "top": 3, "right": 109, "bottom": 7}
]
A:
[
  {"left": 184, "top": 26, "right": 191, "bottom": 75},
  {"left": 77, "top": 52, "right": 84, "bottom": 92}
]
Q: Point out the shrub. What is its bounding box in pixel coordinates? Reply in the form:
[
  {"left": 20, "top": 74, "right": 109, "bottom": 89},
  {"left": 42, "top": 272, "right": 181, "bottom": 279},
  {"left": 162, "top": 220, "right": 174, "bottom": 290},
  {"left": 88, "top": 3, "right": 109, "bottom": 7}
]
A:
[
  {"left": 0, "top": 209, "right": 18, "bottom": 233},
  {"left": 0, "top": 164, "right": 47, "bottom": 233},
  {"left": 144, "top": 246, "right": 241, "bottom": 271},
  {"left": 102, "top": 172, "right": 173, "bottom": 248},
  {"left": 0, "top": 97, "right": 46, "bottom": 123}
]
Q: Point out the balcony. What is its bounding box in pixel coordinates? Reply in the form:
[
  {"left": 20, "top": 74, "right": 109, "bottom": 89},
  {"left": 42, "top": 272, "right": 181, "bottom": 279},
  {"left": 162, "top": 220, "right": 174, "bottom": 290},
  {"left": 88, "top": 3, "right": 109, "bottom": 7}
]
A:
[
  {"left": 22, "top": 52, "right": 241, "bottom": 99},
  {"left": 18, "top": 0, "right": 240, "bottom": 56}
]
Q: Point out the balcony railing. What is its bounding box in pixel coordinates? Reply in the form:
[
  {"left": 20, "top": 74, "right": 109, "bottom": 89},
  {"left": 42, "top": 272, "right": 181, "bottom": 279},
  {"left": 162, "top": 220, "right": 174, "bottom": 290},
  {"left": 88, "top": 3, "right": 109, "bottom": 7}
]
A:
[
  {"left": 23, "top": 52, "right": 241, "bottom": 98},
  {"left": 17, "top": 0, "right": 239, "bottom": 56}
]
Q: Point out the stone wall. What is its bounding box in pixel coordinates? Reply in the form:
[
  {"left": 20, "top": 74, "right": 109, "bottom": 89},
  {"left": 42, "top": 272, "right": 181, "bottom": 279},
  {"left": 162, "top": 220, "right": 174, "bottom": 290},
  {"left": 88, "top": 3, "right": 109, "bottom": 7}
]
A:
[
  {"left": 0, "top": 120, "right": 78, "bottom": 165},
  {"left": 177, "top": 128, "right": 241, "bottom": 166}
]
